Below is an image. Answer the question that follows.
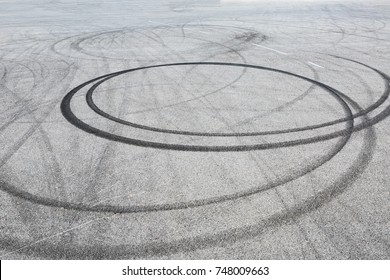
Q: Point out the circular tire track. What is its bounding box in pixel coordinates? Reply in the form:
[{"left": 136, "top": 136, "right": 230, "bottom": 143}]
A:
[
  {"left": 63, "top": 61, "right": 355, "bottom": 151},
  {"left": 51, "top": 25, "right": 266, "bottom": 61},
  {"left": 1, "top": 56, "right": 388, "bottom": 259},
  {"left": 1, "top": 57, "right": 389, "bottom": 215}
]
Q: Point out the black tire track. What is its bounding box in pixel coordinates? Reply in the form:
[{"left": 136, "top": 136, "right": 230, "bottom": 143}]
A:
[
  {"left": 1, "top": 58, "right": 385, "bottom": 214},
  {"left": 64, "top": 62, "right": 355, "bottom": 149}
]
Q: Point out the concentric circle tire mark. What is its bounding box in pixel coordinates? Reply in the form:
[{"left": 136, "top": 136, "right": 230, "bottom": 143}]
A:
[
  {"left": 63, "top": 62, "right": 354, "bottom": 152},
  {"left": 3, "top": 61, "right": 357, "bottom": 213},
  {"left": 0, "top": 57, "right": 384, "bottom": 258},
  {"left": 3, "top": 59, "right": 390, "bottom": 215}
]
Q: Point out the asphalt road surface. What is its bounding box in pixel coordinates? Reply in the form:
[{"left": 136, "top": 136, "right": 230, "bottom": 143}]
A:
[{"left": 1, "top": 0, "right": 390, "bottom": 259}]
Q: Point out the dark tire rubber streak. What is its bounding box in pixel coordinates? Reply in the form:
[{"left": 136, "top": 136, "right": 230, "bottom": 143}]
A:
[
  {"left": 1, "top": 59, "right": 390, "bottom": 213},
  {"left": 1, "top": 59, "right": 388, "bottom": 214},
  {"left": 63, "top": 62, "right": 354, "bottom": 151}
]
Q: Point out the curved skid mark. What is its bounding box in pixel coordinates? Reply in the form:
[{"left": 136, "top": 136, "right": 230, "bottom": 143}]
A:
[
  {"left": 65, "top": 62, "right": 355, "bottom": 149},
  {"left": 0, "top": 57, "right": 387, "bottom": 215}
]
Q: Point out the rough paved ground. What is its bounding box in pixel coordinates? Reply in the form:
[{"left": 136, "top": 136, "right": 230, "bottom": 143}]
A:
[{"left": 0, "top": 0, "right": 390, "bottom": 259}]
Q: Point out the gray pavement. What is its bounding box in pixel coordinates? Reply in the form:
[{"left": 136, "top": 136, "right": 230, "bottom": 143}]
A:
[{"left": 0, "top": 0, "right": 390, "bottom": 259}]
